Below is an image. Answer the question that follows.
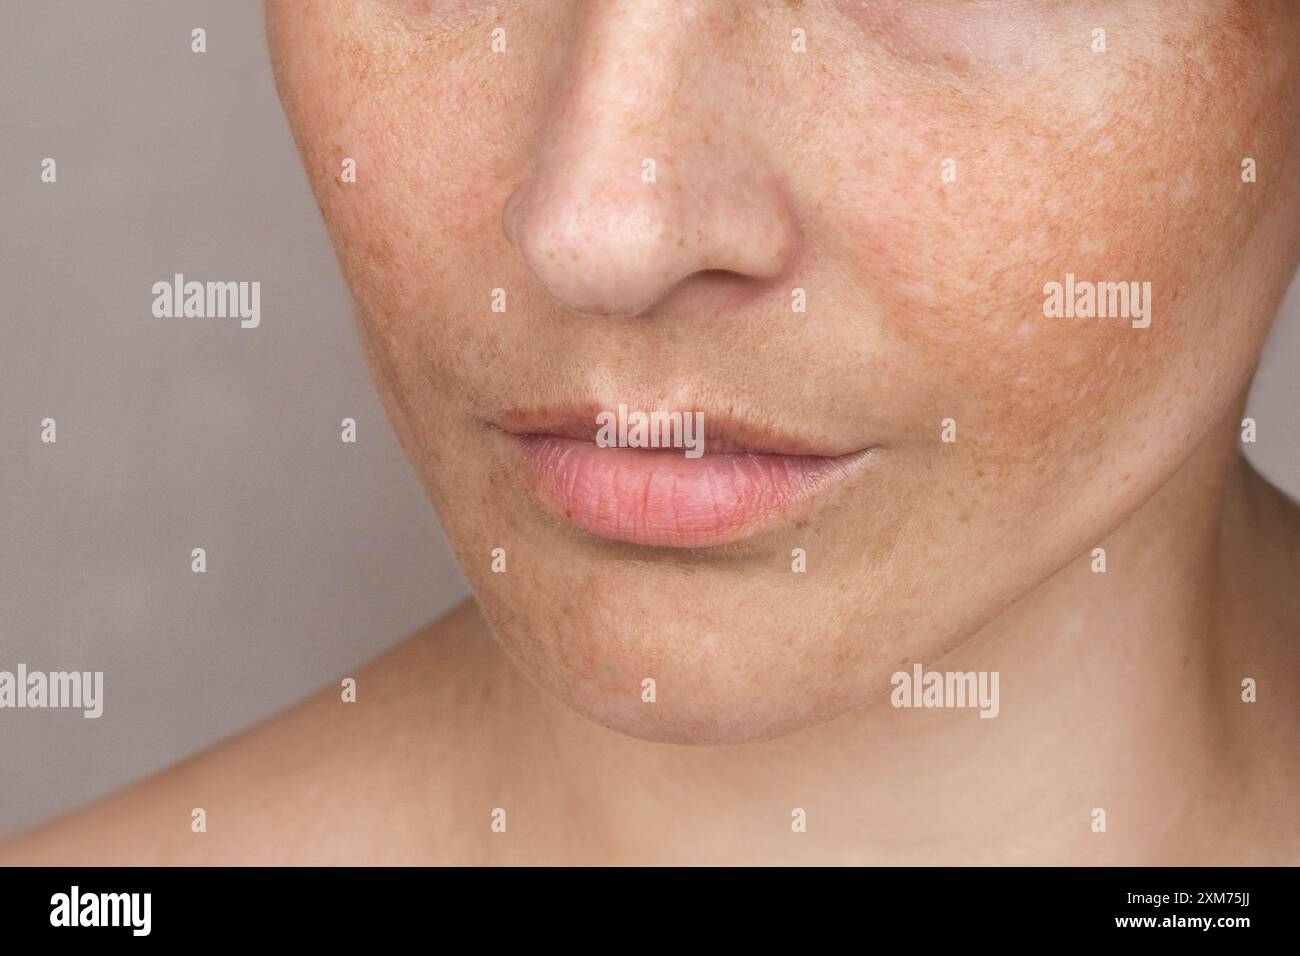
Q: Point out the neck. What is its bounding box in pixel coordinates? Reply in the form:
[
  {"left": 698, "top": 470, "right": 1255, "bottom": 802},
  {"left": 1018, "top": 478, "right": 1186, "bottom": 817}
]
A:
[{"left": 515, "top": 403, "right": 1280, "bottom": 863}]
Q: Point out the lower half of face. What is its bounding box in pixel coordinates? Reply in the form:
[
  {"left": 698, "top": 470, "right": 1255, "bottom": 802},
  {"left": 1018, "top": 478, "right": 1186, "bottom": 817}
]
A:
[{"left": 269, "top": 0, "right": 1300, "bottom": 743}]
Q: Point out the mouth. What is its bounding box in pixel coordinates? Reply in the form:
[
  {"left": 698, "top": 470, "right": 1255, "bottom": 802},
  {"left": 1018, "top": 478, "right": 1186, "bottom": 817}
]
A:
[{"left": 496, "top": 403, "right": 878, "bottom": 548}]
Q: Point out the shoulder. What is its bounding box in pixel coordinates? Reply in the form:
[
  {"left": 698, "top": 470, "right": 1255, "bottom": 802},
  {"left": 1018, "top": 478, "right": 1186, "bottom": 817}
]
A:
[{"left": 0, "top": 600, "right": 526, "bottom": 865}]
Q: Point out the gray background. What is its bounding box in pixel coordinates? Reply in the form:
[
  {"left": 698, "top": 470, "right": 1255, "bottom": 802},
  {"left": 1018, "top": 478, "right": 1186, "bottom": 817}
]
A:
[{"left": 0, "top": 0, "right": 1297, "bottom": 839}]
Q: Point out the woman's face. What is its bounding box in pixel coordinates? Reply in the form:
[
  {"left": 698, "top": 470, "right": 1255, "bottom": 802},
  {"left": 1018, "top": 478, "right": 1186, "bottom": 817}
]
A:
[{"left": 267, "top": 0, "right": 1300, "bottom": 743}]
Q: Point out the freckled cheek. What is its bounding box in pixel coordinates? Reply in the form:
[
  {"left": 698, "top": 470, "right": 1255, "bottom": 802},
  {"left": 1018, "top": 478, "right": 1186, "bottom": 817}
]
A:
[
  {"left": 340, "top": 174, "right": 488, "bottom": 286},
  {"left": 320, "top": 98, "right": 512, "bottom": 333},
  {"left": 834, "top": 167, "right": 1198, "bottom": 456}
]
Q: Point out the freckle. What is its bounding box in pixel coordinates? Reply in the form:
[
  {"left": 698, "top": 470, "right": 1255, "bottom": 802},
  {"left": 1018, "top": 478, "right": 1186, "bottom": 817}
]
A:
[
  {"left": 677, "top": 237, "right": 685, "bottom": 248},
  {"left": 958, "top": 513, "right": 971, "bottom": 523}
]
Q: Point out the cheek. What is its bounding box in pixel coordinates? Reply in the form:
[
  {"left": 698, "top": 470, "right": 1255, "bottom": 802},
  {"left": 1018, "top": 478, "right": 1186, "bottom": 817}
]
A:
[
  {"left": 821, "top": 22, "right": 1286, "bottom": 479},
  {"left": 328, "top": 90, "right": 510, "bottom": 316},
  {"left": 282, "top": 31, "right": 536, "bottom": 432},
  {"left": 274, "top": 7, "right": 517, "bottom": 301}
]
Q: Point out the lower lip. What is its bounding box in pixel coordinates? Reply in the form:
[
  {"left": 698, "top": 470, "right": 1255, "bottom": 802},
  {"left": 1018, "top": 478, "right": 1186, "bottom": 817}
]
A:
[{"left": 515, "top": 435, "right": 875, "bottom": 548}]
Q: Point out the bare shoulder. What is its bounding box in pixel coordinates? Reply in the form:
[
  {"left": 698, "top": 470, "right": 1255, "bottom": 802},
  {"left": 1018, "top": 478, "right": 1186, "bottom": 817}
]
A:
[{"left": 0, "top": 600, "right": 525, "bottom": 865}]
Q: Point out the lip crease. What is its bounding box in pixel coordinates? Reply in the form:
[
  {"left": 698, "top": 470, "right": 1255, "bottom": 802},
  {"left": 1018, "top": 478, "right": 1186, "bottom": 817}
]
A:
[{"left": 497, "top": 404, "right": 878, "bottom": 548}]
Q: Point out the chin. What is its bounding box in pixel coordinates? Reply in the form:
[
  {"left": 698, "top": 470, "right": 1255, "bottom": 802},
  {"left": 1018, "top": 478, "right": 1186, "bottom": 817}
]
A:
[
  {"left": 471, "top": 574, "right": 882, "bottom": 745},
  {"left": 538, "top": 662, "right": 841, "bottom": 746}
]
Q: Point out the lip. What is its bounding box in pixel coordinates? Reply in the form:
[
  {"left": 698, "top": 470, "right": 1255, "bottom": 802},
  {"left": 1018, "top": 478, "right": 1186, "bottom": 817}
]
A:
[{"left": 498, "top": 404, "right": 877, "bottom": 548}]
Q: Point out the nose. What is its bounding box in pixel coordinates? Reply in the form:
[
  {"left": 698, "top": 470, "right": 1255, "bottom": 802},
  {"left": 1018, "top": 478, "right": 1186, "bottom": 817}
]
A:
[{"left": 502, "top": 2, "right": 798, "bottom": 318}]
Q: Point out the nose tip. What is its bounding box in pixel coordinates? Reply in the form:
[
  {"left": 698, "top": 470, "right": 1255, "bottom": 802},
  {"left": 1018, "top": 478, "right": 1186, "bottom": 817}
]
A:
[{"left": 503, "top": 165, "right": 798, "bottom": 318}]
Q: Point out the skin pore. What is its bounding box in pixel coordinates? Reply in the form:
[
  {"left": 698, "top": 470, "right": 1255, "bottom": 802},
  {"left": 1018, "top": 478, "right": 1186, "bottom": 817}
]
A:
[{"left": 3, "top": 0, "right": 1300, "bottom": 864}]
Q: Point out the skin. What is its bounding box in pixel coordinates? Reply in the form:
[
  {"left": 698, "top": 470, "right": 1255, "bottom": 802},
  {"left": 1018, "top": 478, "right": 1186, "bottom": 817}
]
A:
[{"left": 3, "top": 0, "right": 1299, "bottom": 864}]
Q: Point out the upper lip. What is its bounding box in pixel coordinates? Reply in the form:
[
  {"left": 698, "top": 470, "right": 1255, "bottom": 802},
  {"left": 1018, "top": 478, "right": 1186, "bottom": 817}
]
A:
[{"left": 495, "top": 400, "right": 873, "bottom": 457}]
